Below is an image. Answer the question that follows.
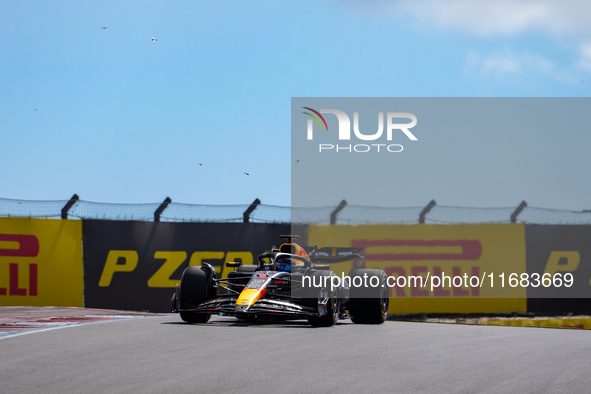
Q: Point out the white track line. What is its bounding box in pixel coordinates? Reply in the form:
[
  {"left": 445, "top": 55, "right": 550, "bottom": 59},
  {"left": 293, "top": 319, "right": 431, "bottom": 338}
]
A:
[{"left": 0, "top": 315, "right": 157, "bottom": 340}]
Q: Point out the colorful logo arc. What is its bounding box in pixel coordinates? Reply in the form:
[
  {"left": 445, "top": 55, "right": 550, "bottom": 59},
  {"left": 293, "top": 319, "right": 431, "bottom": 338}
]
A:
[{"left": 302, "top": 107, "right": 328, "bottom": 131}]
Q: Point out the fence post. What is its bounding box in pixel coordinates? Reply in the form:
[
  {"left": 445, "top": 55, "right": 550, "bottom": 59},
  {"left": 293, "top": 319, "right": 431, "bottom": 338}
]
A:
[
  {"left": 154, "top": 197, "right": 172, "bottom": 222},
  {"left": 243, "top": 198, "right": 261, "bottom": 223},
  {"left": 419, "top": 199, "right": 436, "bottom": 224},
  {"left": 330, "top": 200, "right": 347, "bottom": 225},
  {"left": 511, "top": 200, "right": 527, "bottom": 223},
  {"left": 61, "top": 194, "right": 79, "bottom": 219}
]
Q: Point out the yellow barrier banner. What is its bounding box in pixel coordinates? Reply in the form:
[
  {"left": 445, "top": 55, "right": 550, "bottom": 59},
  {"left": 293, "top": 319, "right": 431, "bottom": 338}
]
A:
[
  {"left": 308, "top": 224, "right": 527, "bottom": 314},
  {"left": 0, "top": 218, "right": 83, "bottom": 307}
]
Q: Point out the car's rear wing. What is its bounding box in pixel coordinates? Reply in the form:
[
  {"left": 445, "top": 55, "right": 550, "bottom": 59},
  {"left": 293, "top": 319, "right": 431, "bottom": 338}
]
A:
[
  {"left": 305, "top": 246, "right": 366, "bottom": 272},
  {"left": 306, "top": 246, "right": 365, "bottom": 258}
]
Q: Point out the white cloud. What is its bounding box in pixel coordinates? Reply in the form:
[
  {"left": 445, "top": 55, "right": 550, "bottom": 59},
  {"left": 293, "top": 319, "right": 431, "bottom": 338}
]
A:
[
  {"left": 351, "top": 0, "right": 591, "bottom": 77},
  {"left": 399, "top": 0, "right": 554, "bottom": 35},
  {"left": 466, "top": 48, "right": 522, "bottom": 74},
  {"left": 359, "top": 0, "right": 591, "bottom": 38},
  {"left": 464, "top": 47, "right": 579, "bottom": 83}
]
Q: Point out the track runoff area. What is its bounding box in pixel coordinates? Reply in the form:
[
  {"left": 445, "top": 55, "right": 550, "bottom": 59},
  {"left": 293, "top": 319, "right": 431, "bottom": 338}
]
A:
[{"left": 1, "top": 309, "right": 590, "bottom": 393}]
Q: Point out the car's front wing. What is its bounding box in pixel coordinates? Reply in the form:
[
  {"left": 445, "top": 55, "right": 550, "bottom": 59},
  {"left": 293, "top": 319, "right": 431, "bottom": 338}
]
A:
[{"left": 178, "top": 295, "right": 318, "bottom": 317}]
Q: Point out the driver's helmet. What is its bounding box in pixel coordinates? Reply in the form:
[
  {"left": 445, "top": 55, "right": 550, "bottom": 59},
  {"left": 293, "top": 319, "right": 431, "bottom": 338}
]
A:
[{"left": 275, "top": 256, "right": 294, "bottom": 273}]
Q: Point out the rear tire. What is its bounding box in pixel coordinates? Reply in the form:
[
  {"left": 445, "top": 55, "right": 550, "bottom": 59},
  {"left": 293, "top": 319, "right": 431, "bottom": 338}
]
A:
[
  {"left": 349, "top": 269, "right": 389, "bottom": 324},
  {"left": 178, "top": 266, "right": 214, "bottom": 324}
]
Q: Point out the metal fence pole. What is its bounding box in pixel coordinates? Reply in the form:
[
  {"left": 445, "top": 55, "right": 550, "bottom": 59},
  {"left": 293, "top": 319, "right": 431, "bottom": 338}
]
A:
[
  {"left": 419, "top": 199, "right": 437, "bottom": 224},
  {"left": 154, "top": 197, "right": 172, "bottom": 222},
  {"left": 61, "top": 194, "right": 80, "bottom": 219},
  {"left": 243, "top": 198, "right": 261, "bottom": 223},
  {"left": 330, "top": 200, "right": 347, "bottom": 225},
  {"left": 511, "top": 200, "right": 527, "bottom": 223}
]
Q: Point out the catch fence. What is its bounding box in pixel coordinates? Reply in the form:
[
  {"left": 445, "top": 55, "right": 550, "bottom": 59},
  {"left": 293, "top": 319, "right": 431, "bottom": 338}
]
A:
[{"left": 1, "top": 196, "right": 591, "bottom": 225}]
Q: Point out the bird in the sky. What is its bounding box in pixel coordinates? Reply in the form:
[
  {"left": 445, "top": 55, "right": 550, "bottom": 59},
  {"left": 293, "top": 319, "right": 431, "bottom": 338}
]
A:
[
  {"left": 198, "top": 163, "right": 203, "bottom": 166},
  {"left": 244, "top": 172, "right": 250, "bottom": 176},
  {"left": 102, "top": 27, "right": 108, "bottom": 30},
  {"left": 151, "top": 37, "right": 158, "bottom": 42}
]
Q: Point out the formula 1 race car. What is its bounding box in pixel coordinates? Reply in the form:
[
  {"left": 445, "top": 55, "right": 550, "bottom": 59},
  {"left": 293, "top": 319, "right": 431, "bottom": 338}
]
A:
[{"left": 171, "top": 235, "right": 389, "bottom": 327}]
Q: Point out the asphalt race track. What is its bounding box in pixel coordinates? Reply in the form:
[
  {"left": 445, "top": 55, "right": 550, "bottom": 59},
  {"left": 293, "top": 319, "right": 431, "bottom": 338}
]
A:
[{"left": 1, "top": 315, "right": 590, "bottom": 393}]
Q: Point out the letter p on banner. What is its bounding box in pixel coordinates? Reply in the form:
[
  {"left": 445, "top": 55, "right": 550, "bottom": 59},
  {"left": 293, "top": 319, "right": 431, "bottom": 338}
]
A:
[{"left": 99, "top": 250, "right": 139, "bottom": 287}]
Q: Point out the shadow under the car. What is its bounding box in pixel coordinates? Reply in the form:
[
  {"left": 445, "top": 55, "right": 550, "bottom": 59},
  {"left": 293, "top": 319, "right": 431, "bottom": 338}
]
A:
[{"left": 161, "top": 315, "right": 350, "bottom": 328}]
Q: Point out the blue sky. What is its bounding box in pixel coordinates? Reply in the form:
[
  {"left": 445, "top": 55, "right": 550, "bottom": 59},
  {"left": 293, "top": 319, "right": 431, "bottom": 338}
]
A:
[{"left": 1, "top": 1, "right": 590, "bottom": 209}]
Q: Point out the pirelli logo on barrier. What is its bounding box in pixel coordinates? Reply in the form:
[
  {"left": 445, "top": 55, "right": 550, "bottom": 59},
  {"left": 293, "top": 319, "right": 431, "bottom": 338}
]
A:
[
  {"left": 0, "top": 218, "right": 84, "bottom": 307},
  {"left": 0, "top": 234, "right": 39, "bottom": 296},
  {"left": 352, "top": 239, "right": 484, "bottom": 298},
  {"left": 308, "top": 224, "right": 527, "bottom": 314}
]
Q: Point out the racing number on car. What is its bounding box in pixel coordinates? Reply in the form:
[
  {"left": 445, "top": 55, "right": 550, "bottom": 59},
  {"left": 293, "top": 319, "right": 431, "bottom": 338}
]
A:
[{"left": 98, "top": 250, "right": 254, "bottom": 287}]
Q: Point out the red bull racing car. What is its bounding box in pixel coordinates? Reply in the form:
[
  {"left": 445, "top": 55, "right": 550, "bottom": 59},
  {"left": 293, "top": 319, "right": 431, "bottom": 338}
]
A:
[{"left": 171, "top": 235, "right": 389, "bottom": 327}]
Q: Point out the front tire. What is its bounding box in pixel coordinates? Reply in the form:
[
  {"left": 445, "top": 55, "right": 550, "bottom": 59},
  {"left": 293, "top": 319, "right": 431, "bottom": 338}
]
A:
[
  {"left": 178, "top": 266, "right": 213, "bottom": 324},
  {"left": 305, "top": 271, "right": 339, "bottom": 327},
  {"left": 180, "top": 311, "right": 210, "bottom": 324},
  {"left": 308, "top": 290, "right": 338, "bottom": 327}
]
